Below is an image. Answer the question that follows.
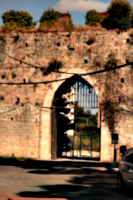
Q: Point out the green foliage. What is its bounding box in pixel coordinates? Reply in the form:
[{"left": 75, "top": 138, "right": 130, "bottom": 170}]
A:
[
  {"left": 69, "top": 134, "right": 100, "bottom": 152},
  {"left": 2, "top": 10, "right": 33, "bottom": 28},
  {"left": 39, "top": 9, "right": 74, "bottom": 30},
  {"left": 68, "top": 16, "right": 74, "bottom": 29},
  {"left": 105, "top": 53, "right": 119, "bottom": 69},
  {"left": 75, "top": 106, "right": 85, "bottom": 118},
  {"left": 47, "top": 59, "right": 63, "bottom": 74},
  {"left": 54, "top": 96, "right": 66, "bottom": 106},
  {"left": 75, "top": 105, "right": 97, "bottom": 131},
  {"left": 85, "top": 9, "right": 103, "bottom": 26},
  {"left": 102, "top": 0, "right": 132, "bottom": 29},
  {"left": 0, "top": 155, "right": 33, "bottom": 161},
  {"left": 100, "top": 99, "right": 119, "bottom": 133},
  {"left": 39, "top": 9, "right": 63, "bottom": 25}
]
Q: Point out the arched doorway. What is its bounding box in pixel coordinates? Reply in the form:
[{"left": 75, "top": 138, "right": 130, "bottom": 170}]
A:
[
  {"left": 41, "top": 68, "right": 110, "bottom": 161},
  {"left": 51, "top": 74, "right": 100, "bottom": 159}
]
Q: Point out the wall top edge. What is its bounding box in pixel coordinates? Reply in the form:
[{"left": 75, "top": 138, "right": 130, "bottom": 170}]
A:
[{"left": 0, "top": 28, "right": 133, "bottom": 35}]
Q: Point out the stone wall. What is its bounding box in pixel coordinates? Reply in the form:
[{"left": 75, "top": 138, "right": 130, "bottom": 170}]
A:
[
  {"left": 0, "top": 29, "right": 133, "bottom": 161},
  {"left": 0, "top": 103, "right": 40, "bottom": 158}
]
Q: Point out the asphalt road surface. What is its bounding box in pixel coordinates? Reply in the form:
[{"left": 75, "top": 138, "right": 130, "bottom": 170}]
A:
[{"left": 0, "top": 159, "right": 133, "bottom": 200}]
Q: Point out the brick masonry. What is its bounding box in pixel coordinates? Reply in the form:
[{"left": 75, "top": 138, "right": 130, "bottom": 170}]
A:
[{"left": 0, "top": 29, "right": 133, "bottom": 161}]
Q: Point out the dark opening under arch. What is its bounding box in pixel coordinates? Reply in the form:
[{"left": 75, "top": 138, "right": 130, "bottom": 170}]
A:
[{"left": 51, "top": 74, "right": 100, "bottom": 159}]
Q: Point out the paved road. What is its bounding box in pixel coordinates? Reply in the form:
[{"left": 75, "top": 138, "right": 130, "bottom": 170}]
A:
[{"left": 0, "top": 160, "right": 133, "bottom": 200}]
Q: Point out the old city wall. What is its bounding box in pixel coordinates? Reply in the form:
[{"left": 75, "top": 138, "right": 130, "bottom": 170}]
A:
[{"left": 0, "top": 29, "right": 133, "bottom": 161}]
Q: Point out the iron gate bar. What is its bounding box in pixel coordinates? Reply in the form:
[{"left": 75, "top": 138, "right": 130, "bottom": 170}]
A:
[
  {"left": 80, "top": 134, "right": 92, "bottom": 157},
  {"left": 72, "top": 74, "right": 98, "bottom": 109},
  {"left": 83, "top": 85, "right": 84, "bottom": 107},
  {"left": 92, "top": 89, "right": 94, "bottom": 108},
  {"left": 93, "top": 91, "right": 95, "bottom": 108},
  {"left": 90, "top": 88, "right": 92, "bottom": 108},
  {"left": 87, "top": 87, "right": 88, "bottom": 107},
  {"left": 77, "top": 81, "right": 79, "bottom": 104},
  {"left": 91, "top": 135, "right": 92, "bottom": 156},
  {"left": 81, "top": 85, "right": 82, "bottom": 107},
  {"left": 93, "top": 89, "right": 94, "bottom": 108},
  {"left": 86, "top": 85, "right": 87, "bottom": 108}
]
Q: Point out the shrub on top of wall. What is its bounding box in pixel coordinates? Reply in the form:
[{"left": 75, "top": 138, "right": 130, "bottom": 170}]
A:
[
  {"left": 2, "top": 10, "right": 33, "bottom": 28},
  {"left": 85, "top": 9, "right": 103, "bottom": 26},
  {"left": 39, "top": 9, "right": 74, "bottom": 30},
  {"left": 39, "top": 9, "right": 62, "bottom": 25},
  {"left": 102, "top": 0, "right": 132, "bottom": 30}
]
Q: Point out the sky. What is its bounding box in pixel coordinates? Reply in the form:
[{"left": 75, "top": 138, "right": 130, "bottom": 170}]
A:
[{"left": 0, "top": 0, "right": 133, "bottom": 26}]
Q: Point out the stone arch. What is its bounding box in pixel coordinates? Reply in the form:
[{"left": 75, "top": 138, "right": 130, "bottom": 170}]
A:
[
  {"left": 41, "top": 68, "right": 107, "bottom": 160},
  {"left": 43, "top": 68, "right": 98, "bottom": 108}
]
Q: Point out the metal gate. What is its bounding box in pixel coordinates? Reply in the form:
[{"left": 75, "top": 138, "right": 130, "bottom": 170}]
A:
[
  {"left": 69, "top": 127, "right": 100, "bottom": 158},
  {"left": 79, "top": 131, "right": 100, "bottom": 157},
  {"left": 73, "top": 75, "right": 98, "bottom": 108}
]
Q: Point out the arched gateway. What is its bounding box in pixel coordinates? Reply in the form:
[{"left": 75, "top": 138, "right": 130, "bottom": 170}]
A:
[{"left": 41, "top": 68, "right": 109, "bottom": 161}]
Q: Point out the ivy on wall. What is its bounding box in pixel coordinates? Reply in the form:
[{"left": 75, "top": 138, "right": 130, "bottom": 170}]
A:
[{"left": 47, "top": 59, "right": 63, "bottom": 74}]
